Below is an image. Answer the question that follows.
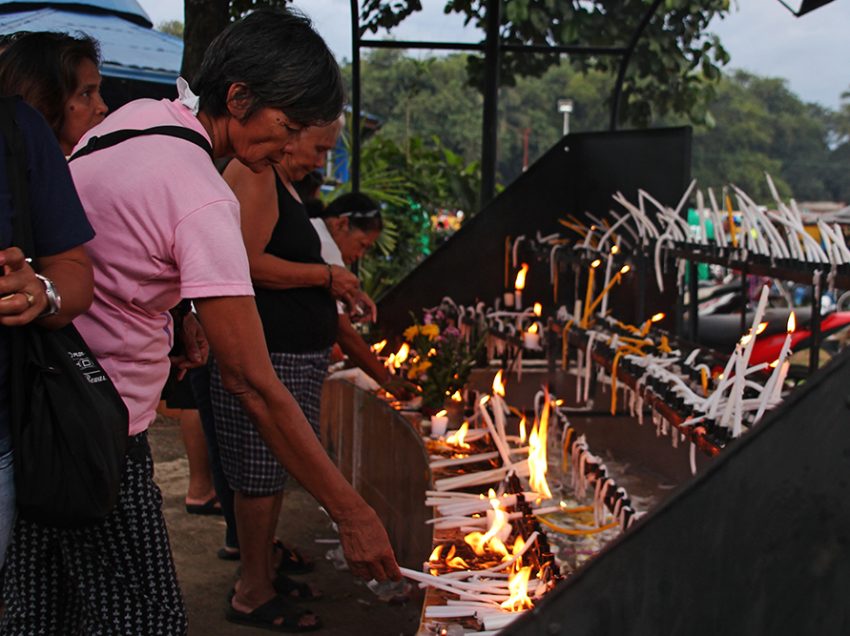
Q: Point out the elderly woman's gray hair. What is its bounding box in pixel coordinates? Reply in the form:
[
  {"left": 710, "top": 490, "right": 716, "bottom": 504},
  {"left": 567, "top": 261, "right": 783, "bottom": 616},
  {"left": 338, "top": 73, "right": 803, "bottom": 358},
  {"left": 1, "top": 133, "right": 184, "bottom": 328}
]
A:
[{"left": 192, "top": 8, "right": 343, "bottom": 127}]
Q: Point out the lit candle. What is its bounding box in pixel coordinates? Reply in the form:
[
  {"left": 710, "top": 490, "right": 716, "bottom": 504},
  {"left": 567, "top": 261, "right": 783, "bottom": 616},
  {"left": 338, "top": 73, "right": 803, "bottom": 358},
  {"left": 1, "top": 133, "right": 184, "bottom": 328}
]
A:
[
  {"left": 581, "top": 259, "right": 602, "bottom": 328},
  {"left": 585, "top": 265, "right": 630, "bottom": 321},
  {"left": 514, "top": 263, "right": 529, "bottom": 310},
  {"left": 430, "top": 409, "right": 449, "bottom": 438},
  {"left": 755, "top": 312, "right": 796, "bottom": 421},
  {"left": 600, "top": 245, "right": 620, "bottom": 316},
  {"left": 523, "top": 323, "right": 541, "bottom": 350},
  {"left": 638, "top": 312, "right": 665, "bottom": 337}
]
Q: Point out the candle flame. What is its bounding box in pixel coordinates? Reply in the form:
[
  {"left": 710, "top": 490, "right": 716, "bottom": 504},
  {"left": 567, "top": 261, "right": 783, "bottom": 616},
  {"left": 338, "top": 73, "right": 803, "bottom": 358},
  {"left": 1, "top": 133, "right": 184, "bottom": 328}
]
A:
[
  {"left": 385, "top": 352, "right": 396, "bottom": 369},
  {"left": 527, "top": 397, "right": 553, "bottom": 499},
  {"left": 436, "top": 409, "right": 447, "bottom": 418},
  {"left": 515, "top": 263, "right": 529, "bottom": 291},
  {"left": 492, "top": 370, "right": 506, "bottom": 397},
  {"left": 464, "top": 489, "right": 511, "bottom": 558},
  {"left": 446, "top": 421, "right": 471, "bottom": 449},
  {"left": 651, "top": 312, "right": 665, "bottom": 323},
  {"left": 370, "top": 339, "right": 387, "bottom": 353},
  {"left": 528, "top": 323, "right": 539, "bottom": 335},
  {"left": 611, "top": 245, "right": 620, "bottom": 255},
  {"left": 533, "top": 302, "right": 542, "bottom": 316},
  {"left": 394, "top": 343, "right": 410, "bottom": 366},
  {"left": 591, "top": 259, "right": 602, "bottom": 269},
  {"left": 428, "top": 545, "right": 444, "bottom": 562},
  {"left": 446, "top": 555, "right": 471, "bottom": 569},
  {"left": 788, "top": 311, "right": 796, "bottom": 333},
  {"left": 554, "top": 398, "right": 564, "bottom": 406},
  {"left": 755, "top": 321, "right": 768, "bottom": 336},
  {"left": 769, "top": 360, "right": 779, "bottom": 369},
  {"left": 451, "top": 390, "right": 463, "bottom": 402},
  {"left": 519, "top": 417, "right": 527, "bottom": 444},
  {"left": 619, "top": 265, "right": 630, "bottom": 275},
  {"left": 739, "top": 333, "right": 753, "bottom": 346},
  {"left": 510, "top": 535, "right": 525, "bottom": 556},
  {"left": 500, "top": 565, "right": 534, "bottom": 612}
]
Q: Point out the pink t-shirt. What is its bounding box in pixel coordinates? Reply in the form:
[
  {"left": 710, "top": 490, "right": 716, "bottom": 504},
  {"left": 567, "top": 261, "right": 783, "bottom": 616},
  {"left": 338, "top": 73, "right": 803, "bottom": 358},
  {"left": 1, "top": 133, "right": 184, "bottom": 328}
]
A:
[{"left": 70, "top": 99, "right": 254, "bottom": 435}]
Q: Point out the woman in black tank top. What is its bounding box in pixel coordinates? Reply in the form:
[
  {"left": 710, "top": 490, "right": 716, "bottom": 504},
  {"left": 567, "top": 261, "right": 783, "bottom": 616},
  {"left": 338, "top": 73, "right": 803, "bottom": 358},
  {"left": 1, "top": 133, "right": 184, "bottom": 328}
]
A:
[{"left": 208, "top": 117, "right": 367, "bottom": 614}]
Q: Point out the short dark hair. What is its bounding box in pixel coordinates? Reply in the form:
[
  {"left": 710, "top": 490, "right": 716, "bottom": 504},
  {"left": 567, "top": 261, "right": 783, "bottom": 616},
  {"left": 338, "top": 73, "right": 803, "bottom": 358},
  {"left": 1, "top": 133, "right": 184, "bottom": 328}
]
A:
[
  {"left": 0, "top": 31, "right": 100, "bottom": 137},
  {"left": 324, "top": 192, "right": 383, "bottom": 233},
  {"left": 192, "top": 8, "right": 343, "bottom": 127}
]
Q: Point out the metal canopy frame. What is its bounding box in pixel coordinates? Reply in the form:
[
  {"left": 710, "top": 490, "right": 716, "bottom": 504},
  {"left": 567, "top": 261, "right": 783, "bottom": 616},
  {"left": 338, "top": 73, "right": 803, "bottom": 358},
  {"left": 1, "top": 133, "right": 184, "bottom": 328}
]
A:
[{"left": 348, "top": 0, "right": 664, "bottom": 205}]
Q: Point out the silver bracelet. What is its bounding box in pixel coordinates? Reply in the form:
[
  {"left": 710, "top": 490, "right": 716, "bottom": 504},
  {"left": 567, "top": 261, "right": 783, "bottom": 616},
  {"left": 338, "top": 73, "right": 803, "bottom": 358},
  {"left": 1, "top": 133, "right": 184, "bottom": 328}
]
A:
[{"left": 34, "top": 273, "right": 61, "bottom": 317}]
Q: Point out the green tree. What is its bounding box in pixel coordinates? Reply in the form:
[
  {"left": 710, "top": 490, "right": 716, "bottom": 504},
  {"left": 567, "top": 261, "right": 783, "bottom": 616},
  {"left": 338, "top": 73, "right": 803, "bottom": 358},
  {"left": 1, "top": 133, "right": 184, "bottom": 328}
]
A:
[
  {"left": 156, "top": 20, "right": 184, "bottom": 39},
  {"left": 688, "top": 71, "right": 834, "bottom": 202},
  {"left": 359, "top": 0, "right": 731, "bottom": 128},
  {"left": 181, "top": 0, "right": 291, "bottom": 80}
]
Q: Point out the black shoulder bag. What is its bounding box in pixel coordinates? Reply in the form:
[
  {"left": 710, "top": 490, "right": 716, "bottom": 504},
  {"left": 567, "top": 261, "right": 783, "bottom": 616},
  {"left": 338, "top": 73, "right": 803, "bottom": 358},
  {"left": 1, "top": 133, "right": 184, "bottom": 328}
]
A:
[{"left": 0, "top": 97, "right": 129, "bottom": 528}]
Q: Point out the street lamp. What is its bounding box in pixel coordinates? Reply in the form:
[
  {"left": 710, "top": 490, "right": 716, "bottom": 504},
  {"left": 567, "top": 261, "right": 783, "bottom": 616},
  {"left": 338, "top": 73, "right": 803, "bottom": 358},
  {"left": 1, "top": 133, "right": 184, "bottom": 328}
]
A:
[{"left": 557, "top": 98, "right": 573, "bottom": 136}]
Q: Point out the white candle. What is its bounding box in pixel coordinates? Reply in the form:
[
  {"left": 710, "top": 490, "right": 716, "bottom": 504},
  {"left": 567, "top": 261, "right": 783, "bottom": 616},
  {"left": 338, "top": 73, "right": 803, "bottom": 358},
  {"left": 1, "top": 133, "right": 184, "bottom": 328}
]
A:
[
  {"left": 431, "top": 410, "right": 449, "bottom": 438},
  {"left": 478, "top": 397, "right": 513, "bottom": 468},
  {"left": 600, "top": 250, "right": 614, "bottom": 315},
  {"left": 772, "top": 360, "right": 790, "bottom": 401}
]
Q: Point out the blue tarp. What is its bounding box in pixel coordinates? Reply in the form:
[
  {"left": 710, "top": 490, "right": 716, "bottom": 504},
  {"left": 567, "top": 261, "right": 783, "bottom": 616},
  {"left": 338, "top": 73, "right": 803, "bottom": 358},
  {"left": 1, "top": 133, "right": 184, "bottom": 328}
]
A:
[{"left": 0, "top": 5, "right": 182, "bottom": 84}]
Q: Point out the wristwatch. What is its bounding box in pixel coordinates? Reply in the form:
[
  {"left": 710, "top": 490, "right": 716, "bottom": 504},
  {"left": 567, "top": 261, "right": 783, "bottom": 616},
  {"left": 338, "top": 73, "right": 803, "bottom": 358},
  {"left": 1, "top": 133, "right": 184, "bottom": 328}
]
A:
[{"left": 35, "top": 273, "right": 61, "bottom": 317}]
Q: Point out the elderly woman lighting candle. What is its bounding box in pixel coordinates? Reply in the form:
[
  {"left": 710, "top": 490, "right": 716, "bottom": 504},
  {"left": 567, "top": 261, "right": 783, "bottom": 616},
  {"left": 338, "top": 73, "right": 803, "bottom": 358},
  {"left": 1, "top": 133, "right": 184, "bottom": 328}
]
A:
[{"left": 1, "top": 10, "right": 400, "bottom": 634}]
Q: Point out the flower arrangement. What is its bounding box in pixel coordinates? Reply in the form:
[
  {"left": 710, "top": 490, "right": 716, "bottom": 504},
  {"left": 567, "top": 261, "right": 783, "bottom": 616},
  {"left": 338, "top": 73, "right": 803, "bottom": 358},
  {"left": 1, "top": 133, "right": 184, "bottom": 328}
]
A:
[{"left": 401, "top": 305, "right": 483, "bottom": 412}]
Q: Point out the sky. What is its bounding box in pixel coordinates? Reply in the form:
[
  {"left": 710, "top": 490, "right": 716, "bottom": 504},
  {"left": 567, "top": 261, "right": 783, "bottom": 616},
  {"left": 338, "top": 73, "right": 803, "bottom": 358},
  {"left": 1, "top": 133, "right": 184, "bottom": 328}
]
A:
[{"left": 139, "top": 0, "right": 850, "bottom": 110}]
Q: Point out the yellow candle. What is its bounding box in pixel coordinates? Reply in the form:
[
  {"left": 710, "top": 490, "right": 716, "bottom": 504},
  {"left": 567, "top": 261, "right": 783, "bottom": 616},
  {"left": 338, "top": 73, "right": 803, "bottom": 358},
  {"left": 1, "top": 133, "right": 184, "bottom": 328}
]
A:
[
  {"left": 584, "top": 265, "right": 630, "bottom": 322},
  {"left": 726, "top": 195, "right": 738, "bottom": 248},
  {"left": 639, "top": 312, "right": 665, "bottom": 337},
  {"left": 581, "top": 259, "right": 601, "bottom": 328}
]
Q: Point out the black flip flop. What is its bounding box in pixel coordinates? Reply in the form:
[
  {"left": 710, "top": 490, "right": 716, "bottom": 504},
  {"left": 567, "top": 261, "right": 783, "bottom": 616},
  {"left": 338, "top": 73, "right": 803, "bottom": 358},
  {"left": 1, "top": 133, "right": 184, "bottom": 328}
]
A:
[
  {"left": 226, "top": 594, "right": 321, "bottom": 633},
  {"left": 273, "top": 573, "right": 322, "bottom": 601},
  {"left": 273, "top": 539, "right": 314, "bottom": 575},
  {"left": 217, "top": 546, "right": 241, "bottom": 561},
  {"left": 185, "top": 496, "right": 223, "bottom": 516}
]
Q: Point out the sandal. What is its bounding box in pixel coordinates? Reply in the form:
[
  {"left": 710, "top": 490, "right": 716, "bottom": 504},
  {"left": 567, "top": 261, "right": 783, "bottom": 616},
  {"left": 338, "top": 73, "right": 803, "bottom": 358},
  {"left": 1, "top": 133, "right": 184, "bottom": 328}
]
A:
[
  {"left": 273, "top": 539, "right": 313, "bottom": 575},
  {"left": 226, "top": 594, "right": 321, "bottom": 633},
  {"left": 185, "top": 496, "right": 223, "bottom": 516},
  {"left": 273, "top": 573, "right": 322, "bottom": 601},
  {"left": 217, "top": 546, "right": 241, "bottom": 561}
]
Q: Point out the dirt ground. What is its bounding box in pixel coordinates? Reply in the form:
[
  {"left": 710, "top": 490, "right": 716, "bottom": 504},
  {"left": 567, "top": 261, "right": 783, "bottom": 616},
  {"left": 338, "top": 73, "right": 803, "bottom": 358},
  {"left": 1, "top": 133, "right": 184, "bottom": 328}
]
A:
[{"left": 148, "top": 416, "right": 424, "bottom": 636}]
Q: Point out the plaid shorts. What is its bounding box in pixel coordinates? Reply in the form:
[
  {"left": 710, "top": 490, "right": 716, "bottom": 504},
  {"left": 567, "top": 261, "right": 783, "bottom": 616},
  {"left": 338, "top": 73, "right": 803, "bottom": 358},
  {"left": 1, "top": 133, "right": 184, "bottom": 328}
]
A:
[{"left": 210, "top": 349, "right": 330, "bottom": 496}]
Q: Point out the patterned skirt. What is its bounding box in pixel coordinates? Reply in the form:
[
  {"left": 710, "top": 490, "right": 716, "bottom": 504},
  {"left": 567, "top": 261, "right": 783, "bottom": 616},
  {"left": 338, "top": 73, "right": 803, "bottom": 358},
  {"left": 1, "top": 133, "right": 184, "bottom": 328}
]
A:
[
  {"left": 209, "top": 348, "right": 330, "bottom": 497},
  {"left": 0, "top": 433, "right": 187, "bottom": 635}
]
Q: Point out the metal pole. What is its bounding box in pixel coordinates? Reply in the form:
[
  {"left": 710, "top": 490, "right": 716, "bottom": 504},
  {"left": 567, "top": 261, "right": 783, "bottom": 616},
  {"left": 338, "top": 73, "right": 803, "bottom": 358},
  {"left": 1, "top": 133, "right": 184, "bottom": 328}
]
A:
[
  {"left": 350, "top": 0, "right": 361, "bottom": 192},
  {"left": 810, "top": 276, "right": 822, "bottom": 374},
  {"left": 689, "top": 260, "right": 699, "bottom": 342},
  {"left": 740, "top": 267, "right": 748, "bottom": 335},
  {"left": 479, "top": 0, "right": 501, "bottom": 206}
]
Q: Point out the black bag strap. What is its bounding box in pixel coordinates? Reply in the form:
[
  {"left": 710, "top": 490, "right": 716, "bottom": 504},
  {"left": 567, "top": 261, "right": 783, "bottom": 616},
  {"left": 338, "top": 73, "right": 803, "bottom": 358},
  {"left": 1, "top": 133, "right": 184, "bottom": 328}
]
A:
[
  {"left": 0, "top": 96, "right": 34, "bottom": 256},
  {"left": 68, "top": 125, "right": 213, "bottom": 163}
]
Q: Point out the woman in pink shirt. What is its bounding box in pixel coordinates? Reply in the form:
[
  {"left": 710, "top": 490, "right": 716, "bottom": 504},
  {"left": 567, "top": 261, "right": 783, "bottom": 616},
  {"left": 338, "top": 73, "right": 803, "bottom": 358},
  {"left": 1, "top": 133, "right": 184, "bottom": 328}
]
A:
[{"left": 0, "top": 10, "right": 399, "bottom": 635}]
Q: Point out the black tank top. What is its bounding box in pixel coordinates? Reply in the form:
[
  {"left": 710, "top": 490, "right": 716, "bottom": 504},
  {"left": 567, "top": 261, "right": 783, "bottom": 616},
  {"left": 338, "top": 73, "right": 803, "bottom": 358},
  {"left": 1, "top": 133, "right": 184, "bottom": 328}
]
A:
[{"left": 254, "top": 173, "right": 337, "bottom": 353}]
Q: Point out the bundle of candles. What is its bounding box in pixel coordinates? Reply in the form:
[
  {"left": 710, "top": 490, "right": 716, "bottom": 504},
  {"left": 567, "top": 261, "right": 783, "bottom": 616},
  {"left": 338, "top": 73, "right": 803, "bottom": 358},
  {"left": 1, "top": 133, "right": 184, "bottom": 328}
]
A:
[
  {"left": 551, "top": 176, "right": 849, "bottom": 297},
  {"left": 406, "top": 376, "right": 640, "bottom": 634},
  {"left": 561, "top": 285, "right": 796, "bottom": 473}
]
